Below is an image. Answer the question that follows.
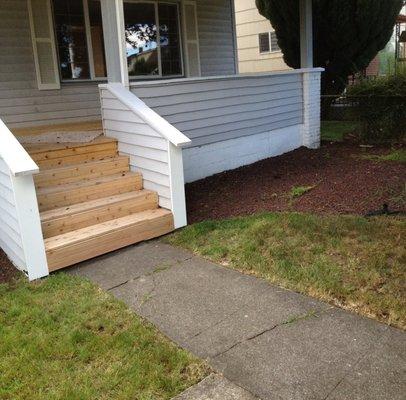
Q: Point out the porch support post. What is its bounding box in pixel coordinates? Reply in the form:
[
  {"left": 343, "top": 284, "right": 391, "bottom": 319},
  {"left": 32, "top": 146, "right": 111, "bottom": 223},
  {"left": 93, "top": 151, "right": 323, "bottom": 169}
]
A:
[
  {"left": 300, "top": 0, "right": 313, "bottom": 68},
  {"left": 100, "top": 0, "right": 129, "bottom": 87},
  {"left": 300, "top": 0, "right": 321, "bottom": 149}
]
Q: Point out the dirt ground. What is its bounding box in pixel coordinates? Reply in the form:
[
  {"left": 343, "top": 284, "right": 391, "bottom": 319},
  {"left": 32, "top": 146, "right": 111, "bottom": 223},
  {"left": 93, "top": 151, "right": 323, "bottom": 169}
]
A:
[
  {"left": 0, "top": 250, "right": 19, "bottom": 284},
  {"left": 186, "top": 141, "right": 405, "bottom": 223}
]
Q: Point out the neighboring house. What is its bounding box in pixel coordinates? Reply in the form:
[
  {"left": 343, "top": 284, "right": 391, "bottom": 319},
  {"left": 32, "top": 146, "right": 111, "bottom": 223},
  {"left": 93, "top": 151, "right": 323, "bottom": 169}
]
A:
[
  {"left": 234, "top": 0, "right": 289, "bottom": 73},
  {"left": 0, "top": 0, "right": 321, "bottom": 281}
]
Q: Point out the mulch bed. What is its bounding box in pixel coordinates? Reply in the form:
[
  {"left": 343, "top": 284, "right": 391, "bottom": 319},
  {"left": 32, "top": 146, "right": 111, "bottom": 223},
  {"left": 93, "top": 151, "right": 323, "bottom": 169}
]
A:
[
  {"left": 0, "top": 249, "right": 19, "bottom": 285},
  {"left": 186, "top": 140, "right": 405, "bottom": 223}
]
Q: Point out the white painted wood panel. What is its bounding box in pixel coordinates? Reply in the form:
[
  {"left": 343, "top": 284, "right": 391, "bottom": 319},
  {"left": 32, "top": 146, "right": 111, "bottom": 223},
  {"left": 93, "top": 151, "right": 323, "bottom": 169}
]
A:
[{"left": 100, "top": 84, "right": 189, "bottom": 228}]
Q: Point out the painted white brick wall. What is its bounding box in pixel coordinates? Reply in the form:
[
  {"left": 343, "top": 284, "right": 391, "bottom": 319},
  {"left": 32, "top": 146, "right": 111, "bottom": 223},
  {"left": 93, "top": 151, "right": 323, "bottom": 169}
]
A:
[
  {"left": 183, "top": 125, "right": 302, "bottom": 182},
  {"left": 301, "top": 71, "right": 321, "bottom": 149}
]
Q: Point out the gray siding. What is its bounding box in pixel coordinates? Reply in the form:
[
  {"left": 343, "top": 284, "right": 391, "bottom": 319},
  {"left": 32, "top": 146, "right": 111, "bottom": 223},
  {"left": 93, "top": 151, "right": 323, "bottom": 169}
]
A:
[
  {"left": 131, "top": 72, "right": 304, "bottom": 148},
  {"left": 197, "top": 0, "right": 237, "bottom": 76},
  {"left": 0, "top": 0, "right": 236, "bottom": 129},
  {"left": 0, "top": 0, "right": 101, "bottom": 129}
]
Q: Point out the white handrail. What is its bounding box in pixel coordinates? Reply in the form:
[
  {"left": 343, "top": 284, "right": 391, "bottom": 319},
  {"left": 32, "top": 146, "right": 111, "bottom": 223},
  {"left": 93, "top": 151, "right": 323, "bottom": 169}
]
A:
[
  {"left": 0, "top": 119, "right": 39, "bottom": 176},
  {"left": 100, "top": 82, "right": 191, "bottom": 147}
]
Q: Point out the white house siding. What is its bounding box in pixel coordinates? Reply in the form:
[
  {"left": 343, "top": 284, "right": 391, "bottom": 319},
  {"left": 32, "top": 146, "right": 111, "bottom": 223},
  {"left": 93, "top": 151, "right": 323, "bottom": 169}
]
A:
[
  {"left": 0, "top": 0, "right": 101, "bottom": 129},
  {"left": 131, "top": 72, "right": 303, "bottom": 148},
  {"left": 100, "top": 87, "right": 172, "bottom": 210},
  {"left": 196, "top": 0, "right": 237, "bottom": 76},
  {"left": 234, "top": 0, "right": 289, "bottom": 73},
  {"left": 0, "top": 157, "right": 26, "bottom": 270}
]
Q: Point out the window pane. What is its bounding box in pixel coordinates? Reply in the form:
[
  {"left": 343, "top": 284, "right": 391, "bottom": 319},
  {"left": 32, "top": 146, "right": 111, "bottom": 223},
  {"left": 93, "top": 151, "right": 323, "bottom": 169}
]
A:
[
  {"left": 158, "top": 3, "right": 182, "bottom": 76},
  {"left": 53, "top": 0, "right": 90, "bottom": 80},
  {"left": 259, "top": 32, "right": 270, "bottom": 53},
  {"left": 88, "top": 0, "right": 107, "bottom": 77},
  {"left": 124, "top": 2, "right": 159, "bottom": 76}
]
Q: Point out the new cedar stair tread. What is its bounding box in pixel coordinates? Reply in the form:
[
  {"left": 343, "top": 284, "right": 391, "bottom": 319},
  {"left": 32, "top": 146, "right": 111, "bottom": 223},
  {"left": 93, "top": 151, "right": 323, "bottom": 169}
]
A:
[
  {"left": 30, "top": 137, "right": 118, "bottom": 168},
  {"left": 45, "top": 209, "right": 174, "bottom": 271},
  {"left": 37, "top": 172, "right": 143, "bottom": 211},
  {"left": 34, "top": 155, "right": 130, "bottom": 188},
  {"left": 41, "top": 190, "right": 159, "bottom": 238},
  {"left": 26, "top": 136, "right": 115, "bottom": 156}
]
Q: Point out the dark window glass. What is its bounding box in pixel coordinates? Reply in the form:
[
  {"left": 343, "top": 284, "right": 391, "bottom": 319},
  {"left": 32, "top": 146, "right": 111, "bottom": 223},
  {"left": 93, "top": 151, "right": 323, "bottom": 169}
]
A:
[
  {"left": 124, "top": 2, "right": 159, "bottom": 76},
  {"left": 53, "top": 0, "right": 90, "bottom": 80},
  {"left": 88, "top": 0, "right": 107, "bottom": 77},
  {"left": 259, "top": 32, "right": 270, "bottom": 53},
  {"left": 159, "top": 3, "right": 182, "bottom": 76}
]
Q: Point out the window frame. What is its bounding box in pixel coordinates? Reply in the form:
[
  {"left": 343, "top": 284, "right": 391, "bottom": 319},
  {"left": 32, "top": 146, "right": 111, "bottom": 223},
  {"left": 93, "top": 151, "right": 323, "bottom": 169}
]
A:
[
  {"left": 124, "top": 0, "right": 185, "bottom": 80},
  {"left": 53, "top": 0, "right": 185, "bottom": 82},
  {"left": 258, "top": 31, "right": 281, "bottom": 54}
]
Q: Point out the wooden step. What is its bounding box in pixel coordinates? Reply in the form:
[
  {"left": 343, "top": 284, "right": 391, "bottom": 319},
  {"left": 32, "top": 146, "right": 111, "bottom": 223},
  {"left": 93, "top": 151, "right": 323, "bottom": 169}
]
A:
[
  {"left": 41, "top": 190, "right": 158, "bottom": 238},
  {"left": 34, "top": 156, "right": 130, "bottom": 188},
  {"left": 29, "top": 137, "right": 118, "bottom": 168},
  {"left": 37, "top": 172, "right": 143, "bottom": 211},
  {"left": 45, "top": 209, "right": 174, "bottom": 271}
]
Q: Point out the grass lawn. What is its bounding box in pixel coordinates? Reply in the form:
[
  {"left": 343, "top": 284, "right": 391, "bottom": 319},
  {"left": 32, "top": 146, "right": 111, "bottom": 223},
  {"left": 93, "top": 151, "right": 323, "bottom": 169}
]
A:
[
  {"left": 0, "top": 274, "right": 208, "bottom": 400},
  {"left": 321, "top": 120, "right": 360, "bottom": 142},
  {"left": 360, "top": 149, "right": 406, "bottom": 163},
  {"left": 166, "top": 213, "right": 406, "bottom": 330}
]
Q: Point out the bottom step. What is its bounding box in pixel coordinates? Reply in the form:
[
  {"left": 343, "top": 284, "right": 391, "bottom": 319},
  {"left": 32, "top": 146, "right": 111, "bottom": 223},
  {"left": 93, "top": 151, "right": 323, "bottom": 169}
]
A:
[{"left": 45, "top": 209, "right": 174, "bottom": 272}]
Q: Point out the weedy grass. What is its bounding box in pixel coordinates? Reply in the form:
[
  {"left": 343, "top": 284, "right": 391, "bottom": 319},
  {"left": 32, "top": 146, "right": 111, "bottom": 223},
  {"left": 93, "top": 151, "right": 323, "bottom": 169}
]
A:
[
  {"left": 0, "top": 274, "right": 208, "bottom": 400},
  {"left": 166, "top": 212, "right": 406, "bottom": 330}
]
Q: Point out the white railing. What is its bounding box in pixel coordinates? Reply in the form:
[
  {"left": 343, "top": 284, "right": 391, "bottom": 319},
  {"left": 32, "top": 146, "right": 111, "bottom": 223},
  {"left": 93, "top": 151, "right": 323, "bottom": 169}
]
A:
[
  {"left": 0, "top": 119, "right": 48, "bottom": 280},
  {"left": 99, "top": 83, "right": 190, "bottom": 229}
]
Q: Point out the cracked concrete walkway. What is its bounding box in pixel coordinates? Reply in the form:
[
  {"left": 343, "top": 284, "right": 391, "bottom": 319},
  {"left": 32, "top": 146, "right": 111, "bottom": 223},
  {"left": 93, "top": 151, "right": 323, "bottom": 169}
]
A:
[{"left": 69, "top": 241, "right": 406, "bottom": 400}]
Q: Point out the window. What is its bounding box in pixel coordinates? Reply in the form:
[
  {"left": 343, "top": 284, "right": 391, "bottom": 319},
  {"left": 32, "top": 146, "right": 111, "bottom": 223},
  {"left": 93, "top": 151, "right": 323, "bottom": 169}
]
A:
[
  {"left": 259, "top": 31, "right": 280, "bottom": 54},
  {"left": 52, "top": 0, "right": 184, "bottom": 81},
  {"left": 124, "top": 1, "right": 183, "bottom": 77},
  {"left": 259, "top": 32, "right": 270, "bottom": 53},
  {"left": 53, "top": 0, "right": 106, "bottom": 80}
]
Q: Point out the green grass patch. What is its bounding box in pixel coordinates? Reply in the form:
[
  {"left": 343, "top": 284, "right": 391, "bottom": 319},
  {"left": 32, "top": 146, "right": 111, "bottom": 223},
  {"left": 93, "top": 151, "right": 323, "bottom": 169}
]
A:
[
  {"left": 0, "top": 274, "right": 208, "bottom": 400},
  {"left": 290, "top": 185, "right": 315, "bottom": 198},
  {"left": 321, "top": 120, "right": 359, "bottom": 142},
  {"left": 360, "top": 149, "right": 406, "bottom": 163},
  {"left": 166, "top": 213, "right": 406, "bottom": 330}
]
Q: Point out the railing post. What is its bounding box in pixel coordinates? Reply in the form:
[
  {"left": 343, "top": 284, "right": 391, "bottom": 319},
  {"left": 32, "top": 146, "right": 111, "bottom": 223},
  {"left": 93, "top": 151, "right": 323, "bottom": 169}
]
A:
[
  {"left": 167, "top": 142, "right": 188, "bottom": 229},
  {"left": 11, "top": 174, "right": 48, "bottom": 280}
]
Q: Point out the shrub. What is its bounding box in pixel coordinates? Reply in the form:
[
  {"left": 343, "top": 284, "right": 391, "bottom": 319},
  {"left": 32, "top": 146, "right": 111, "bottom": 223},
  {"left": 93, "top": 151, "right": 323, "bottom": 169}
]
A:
[{"left": 346, "top": 74, "right": 406, "bottom": 143}]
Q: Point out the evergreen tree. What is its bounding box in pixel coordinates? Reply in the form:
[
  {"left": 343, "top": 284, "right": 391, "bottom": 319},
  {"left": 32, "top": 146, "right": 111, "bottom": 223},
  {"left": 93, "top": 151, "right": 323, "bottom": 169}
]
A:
[{"left": 256, "top": 0, "right": 403, "bottom": 96}]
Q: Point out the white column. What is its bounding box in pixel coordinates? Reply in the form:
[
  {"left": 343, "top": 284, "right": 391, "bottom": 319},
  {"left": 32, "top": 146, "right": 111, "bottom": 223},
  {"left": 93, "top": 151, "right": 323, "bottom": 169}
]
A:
[
  {"left": 302, "top": 70, "right": 321, "bottom": 149},
  {"left": 300, "top": 0, "right": 313, "bottom": 68},
  {"left": 100, "top": 0, "right": 129, "bottom": 87},
  {"left": 300, "top": 0, "right": 320, "bottom": 149}
]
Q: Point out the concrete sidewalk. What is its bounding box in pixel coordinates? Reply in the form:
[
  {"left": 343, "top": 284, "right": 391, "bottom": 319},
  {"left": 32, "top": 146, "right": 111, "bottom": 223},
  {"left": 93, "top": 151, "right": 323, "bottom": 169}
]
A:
[{"left": 69, "top": 241, "right": 406, "bottom": 400}]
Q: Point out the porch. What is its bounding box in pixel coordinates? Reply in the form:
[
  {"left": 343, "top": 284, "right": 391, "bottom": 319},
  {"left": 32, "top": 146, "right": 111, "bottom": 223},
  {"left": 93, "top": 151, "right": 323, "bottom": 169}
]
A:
[{"left": 0, "top": 0, "right": 322, "bottom": 280}]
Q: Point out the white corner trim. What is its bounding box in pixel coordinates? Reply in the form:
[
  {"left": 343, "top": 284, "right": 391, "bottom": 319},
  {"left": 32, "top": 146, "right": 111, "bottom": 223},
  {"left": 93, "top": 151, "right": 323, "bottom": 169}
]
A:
[{"left": 11, "top": 174, "right": 49, "bottom": 280}]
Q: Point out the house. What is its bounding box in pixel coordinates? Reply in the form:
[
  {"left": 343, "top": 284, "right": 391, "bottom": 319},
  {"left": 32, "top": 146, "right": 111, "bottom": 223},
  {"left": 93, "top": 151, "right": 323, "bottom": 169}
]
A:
[
  {"left": 234, "top": 0, "right": 290, "bottom": 73},
  {"left": 0, "top": 0, "right": 322, "bottom": 280}
]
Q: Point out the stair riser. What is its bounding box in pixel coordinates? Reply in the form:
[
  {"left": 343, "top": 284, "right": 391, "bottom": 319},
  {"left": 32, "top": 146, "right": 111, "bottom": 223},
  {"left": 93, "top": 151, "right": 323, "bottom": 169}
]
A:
[
  {"left": 46, "top": 213, "right": 174, "bottom": 271},
  {"left": 35, "top": 151, "right": 118, "bottom": 169},
  {"left": 38, "top": 175, "right": 143, "bottom": 211},
  {"left": 35, "top": 158, "right": 130, "bottom": 188},
  {"left": 42, "top": 192, "right": 158, "bottom": 238}
]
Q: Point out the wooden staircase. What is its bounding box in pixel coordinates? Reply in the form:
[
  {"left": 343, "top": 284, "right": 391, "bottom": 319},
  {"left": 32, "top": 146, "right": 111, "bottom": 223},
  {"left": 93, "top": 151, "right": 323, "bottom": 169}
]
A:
[{"left": 24, "top": 135, "right": 174, "bottom": 272}]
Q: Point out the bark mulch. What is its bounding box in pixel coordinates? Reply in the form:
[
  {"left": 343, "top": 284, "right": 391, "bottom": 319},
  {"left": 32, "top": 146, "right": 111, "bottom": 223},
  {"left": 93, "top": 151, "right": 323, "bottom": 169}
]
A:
[
  {"left": 0, "top": 249, "right": 20, "bottom": 284},
  {"left": 186, "top": 141, "right": 405, "bottom": 224}
]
